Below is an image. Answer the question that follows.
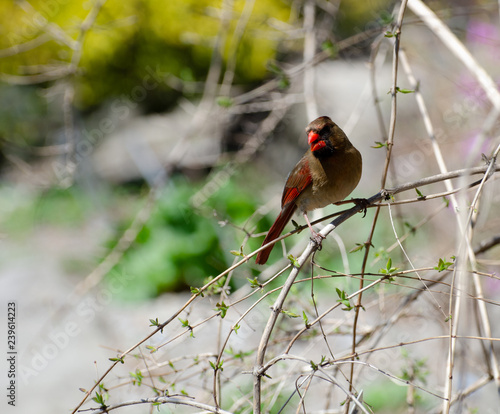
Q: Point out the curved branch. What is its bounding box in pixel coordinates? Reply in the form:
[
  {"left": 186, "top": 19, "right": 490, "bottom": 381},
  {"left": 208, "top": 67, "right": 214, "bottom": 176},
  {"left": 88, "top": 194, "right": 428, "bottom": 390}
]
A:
[{"left": 88, "top": 395, "right": 233, "bottom": 414}]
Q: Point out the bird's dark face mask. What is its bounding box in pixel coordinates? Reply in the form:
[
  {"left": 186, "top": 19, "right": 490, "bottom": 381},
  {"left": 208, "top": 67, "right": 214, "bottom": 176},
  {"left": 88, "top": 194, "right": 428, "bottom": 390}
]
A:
[{"left": 308, "top": 130, "right": 336, "bottom": 159}]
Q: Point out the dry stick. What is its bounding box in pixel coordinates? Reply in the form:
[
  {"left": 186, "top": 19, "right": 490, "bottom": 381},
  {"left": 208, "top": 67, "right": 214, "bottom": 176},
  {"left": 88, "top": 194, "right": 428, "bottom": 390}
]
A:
[
  {"left": 71, "top": 165, "right": 498, "bottom": 413},
  {"left": 408, "top": 0, "right": 500, "bottom": 111},
  {"left": 303, "top": 0, "right": 318, "bottom": 121},
  {"left": 257, "top": 167, "right": 498, "bottom": 345},
  {"left": 294, "top": 373, "right": 316, "bottom": 414},
  {"left": 211, "top": 267, "right": 291, "bottom": 408},
  {"left": 269, "top": 334, "right": 500, "bottom": 412},
  {"left": 283, "top": 275, "right": 390, "bottom": 356},
  {"left": 208, "top": 107, "right": 293, "bottom": 405},
  {"left": 347, "top": 2, "right": 408, "bottom": 412},
  {"left": 71, "top": 259, "right": 253, "bottom": 414},
  {"left": 260, "top": 354, "right": 370, "bottom": 414},
  {"left": 357, "top": 274, "right": 449, "bottom": 373},
  {"left": 32, "top": 184, "right": 160, "bottom": 348},
  {"left": 219, "top": 0, "right": 256, "bottom": 97},
  {"left": 88, "top": 396, "right": 233, "bottom": 414},
  {"left": 475, "top": 235, "right": 500, "bottom": 255},
  {"left": 15, "top": 0, "right": 75, "bottom": 48},
  {"left": 449, "top": 374, "right": 493, "bottom": 405},
  {"left": 407, "top": 2, "right": 500, "bottom": 409},
  {"left": 191, "top": 105, "right": 290, "bottom": 212},
  {"left": 370, "top": 203, "right": 445, "bottom": 266},
  {"left": 449, "top": 134, "right": 499, "bottom": 412},
  {"left": 399, "top": 48, "right": 477, "bottom": 412},
  {"left": 0, "top": 33, "right": 51, "bottom": 58},
  {"left": 303, "top": 0, "right": 348, "bottom": 403},
  {"left": 231, "top": 26, "right": 383, "bottom": 107},
  {"left": 252, "top": 199, "right": 379, "bottom": 413},
  {"left": 166, "top": 0, "right": 233, "bottom": 171},
  {"left": 63, "top": 0, "right": 106, "bottom": 166}
]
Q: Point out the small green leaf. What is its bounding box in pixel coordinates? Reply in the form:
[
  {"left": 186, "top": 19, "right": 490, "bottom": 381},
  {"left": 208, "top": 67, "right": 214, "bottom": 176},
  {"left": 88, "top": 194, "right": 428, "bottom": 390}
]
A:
[
  {"left": 225, "top": 347, "right": 254, "bottom": 360},
  {"left": 266, "top": 60, "right": 290, "bottom": 90},
  {"left": 302, "top": 311, "right": 309, "bottom": 327},
  {"left": 336, "top": 288, "right": 353, "bottom": 311},
  {"left": 215, "top": 301, "right": 228, "bottom": 319},
  {"left": 130, "top": 369, "right": 144, "bottom": 386},
  {"left": 282, "top": 309, "right": 300, "bottom": 318},
  {"left": 443, "top": 197, "right": 450, "bottom": 207},
  {"left": 372, "top": 141, "right": 387, "bottom": 149},
  {"left": 415, "top": 188, "right": 425, "bottom": 199},
  {"left": 288, "top": 254, "right": 300, "bottom": 268},
  {"left": 445, "top": 314, "right": 452, "bottom": 322},
  {"left": 149, "top": 317, "right": 164, "bottom": 333},
  {"left": 109, "top": 356, "right": 125, "bottom": 364},
  {"left": 179, "top": 318, "right": 190, "bottom": 328},
  {"left": 278, "top": 75, "right": 290, "bottom": 90},
  {"left": 404, "top": 221, "right": 416, "bottom": 235},
  {"left": 230, "top": 249, "right": 244, "bottom": 257},
  {"left": 247, "top": 277, "right": 262, "bottom": 289},
  {"left": 380, "top": 257, "right": 400, "bottom": 275},
  {"left": 216, "top": 96, "right": 233, "bottom": 108},
  {"left": 190, "top": 287, "right": 204, "bottom": 297},
  {"left": 92, "top": 388, "right": 108, "bottom": 407},
  {"left": 146, "top": 345, "right": 157, "bottom": 353},
  {"left": 233, "top": 324, "right": 240, "bottom": 334},
  {"left": 209, "top": 360, "right": 224, "bottom": 371},
  {"left": 321, "top": 40, "right": 337, "bottom": 57},
  {"left": 349, "top": 243, "right": 364, "bottom": 253},
  {"left": 202, "top": 275, "right": 226, "bottom": 296},
  {"left": 384, "top": 30, "right": 395, "bottom": 38},
  {"left": 179, "top": 318, "right": 194, "bottom": 336},
  {"left": 434, "top": 257, "right": 453, "bottom": 272},
  {"left": 396, "top": 86, "right": 415, "bottom": 94}
]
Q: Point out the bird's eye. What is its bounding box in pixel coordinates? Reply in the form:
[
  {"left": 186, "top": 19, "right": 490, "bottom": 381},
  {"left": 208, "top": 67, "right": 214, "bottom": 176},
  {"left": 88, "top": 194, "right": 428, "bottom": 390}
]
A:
[{"left": 319, "top": 126, "right": 329, "bottom": 138}]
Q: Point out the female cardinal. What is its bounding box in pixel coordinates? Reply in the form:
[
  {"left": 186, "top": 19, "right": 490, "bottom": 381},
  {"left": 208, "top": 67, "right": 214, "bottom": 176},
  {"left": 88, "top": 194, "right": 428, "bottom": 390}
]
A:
[{"left": 255, "top": 116, "right": 362, "bottom": 265}]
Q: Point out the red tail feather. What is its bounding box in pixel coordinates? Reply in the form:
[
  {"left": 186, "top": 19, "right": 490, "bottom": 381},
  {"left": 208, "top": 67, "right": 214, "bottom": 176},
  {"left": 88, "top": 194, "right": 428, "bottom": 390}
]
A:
[{"left": 255, "top": 203, "right": 297, "bottom": 265}]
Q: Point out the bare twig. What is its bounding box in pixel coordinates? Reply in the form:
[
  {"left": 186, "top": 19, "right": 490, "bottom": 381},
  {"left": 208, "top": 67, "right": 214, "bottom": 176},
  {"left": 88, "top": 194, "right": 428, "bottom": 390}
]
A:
[
  {"left": 303, "top": 0, "right": 318, "bottom": 120},
  {"left": 87, "top": 395, "right": 233, "bottom": 414},
  {"left": 348, "top": 2, "right": 408, "bottom": 411}
]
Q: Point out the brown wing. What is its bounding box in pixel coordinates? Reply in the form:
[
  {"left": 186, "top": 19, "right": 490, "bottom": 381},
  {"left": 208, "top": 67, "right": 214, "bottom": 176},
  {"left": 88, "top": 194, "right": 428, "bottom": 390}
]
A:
[{"left": 281, "top": 155, "right": 313, "bottom": 207}]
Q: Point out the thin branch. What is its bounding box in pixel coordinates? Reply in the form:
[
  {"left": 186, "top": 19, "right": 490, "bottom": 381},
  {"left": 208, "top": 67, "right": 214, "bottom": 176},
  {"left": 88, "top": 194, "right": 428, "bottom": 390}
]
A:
[
  {"left": 87, "top": 395, "right": 233, "bottom": 414},
  {"left": 303, "top": 0, "right": 318, "bottom": 120},
  {"left": 349, "top": 2, "right": 408, "bottom": 411}
]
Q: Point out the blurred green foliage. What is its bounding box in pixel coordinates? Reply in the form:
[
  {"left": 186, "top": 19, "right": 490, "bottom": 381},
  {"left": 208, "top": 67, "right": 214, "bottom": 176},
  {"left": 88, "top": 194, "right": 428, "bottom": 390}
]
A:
[
  {"left": 337, "top": 0, "right": 393, "bottom": 37},
  {"left": 107, "top": 175, "right": 260, "bottom": 300},
  {"left": 0, "top": 0, "right": 397, "bottom": 298},
  {"left": 364, "top": 377, "right": 432, "bottom": 413},
  {"left": 0, "top": 185, "right": 95, "bottom": 235},
  {"left": 0, "top": 84, "right": 49, "bottom": 152},
  {"left": 0, "top": 0, "right": 293, "bottom": 109}
]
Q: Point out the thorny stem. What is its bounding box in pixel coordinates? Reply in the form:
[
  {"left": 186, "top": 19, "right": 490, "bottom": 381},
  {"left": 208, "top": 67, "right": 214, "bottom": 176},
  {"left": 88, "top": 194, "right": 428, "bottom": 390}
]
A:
[{"left": 347, "top": 2, "right": 408, "bottom": 412}]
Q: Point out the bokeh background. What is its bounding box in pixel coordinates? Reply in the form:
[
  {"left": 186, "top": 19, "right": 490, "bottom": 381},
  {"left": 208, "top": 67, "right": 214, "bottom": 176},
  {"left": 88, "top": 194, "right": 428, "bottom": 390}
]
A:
[{"left": 1, "top": 0, "right": 500, "bottom": 413}]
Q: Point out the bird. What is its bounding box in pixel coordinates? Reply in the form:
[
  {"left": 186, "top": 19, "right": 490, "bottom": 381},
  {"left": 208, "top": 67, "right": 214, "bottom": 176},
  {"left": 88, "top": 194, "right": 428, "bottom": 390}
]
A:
[{"left": 255, "top": 116, "right": 362, "bottom": 265}]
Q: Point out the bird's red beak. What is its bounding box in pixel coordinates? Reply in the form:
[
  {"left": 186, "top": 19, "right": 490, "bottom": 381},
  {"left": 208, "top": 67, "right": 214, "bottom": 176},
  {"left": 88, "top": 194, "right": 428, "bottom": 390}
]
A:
[{"left": 308, "top": 131, "right": 325, "bottom": 152}]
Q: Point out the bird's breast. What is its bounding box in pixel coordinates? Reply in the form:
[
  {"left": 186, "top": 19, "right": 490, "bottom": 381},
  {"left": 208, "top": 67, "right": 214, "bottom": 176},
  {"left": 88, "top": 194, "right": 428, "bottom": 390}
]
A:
[{"left": 295, "top": 146, "right": 362, "bottom": 213}]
